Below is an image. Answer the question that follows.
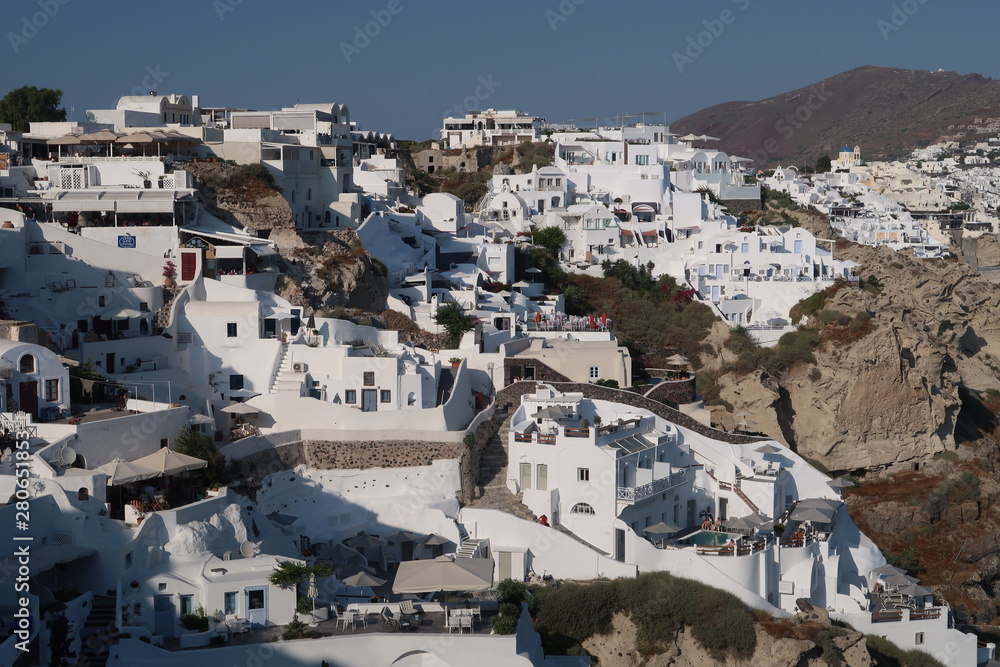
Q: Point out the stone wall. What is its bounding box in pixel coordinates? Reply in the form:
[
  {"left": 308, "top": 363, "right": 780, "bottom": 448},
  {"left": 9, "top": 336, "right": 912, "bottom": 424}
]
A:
[
  {"left": 496, "top": 381, "right": 766, "bottom": 445},
  {"left": 722, "top": 198, "right": 764, "bottom": 214},
  {"left": 504, "top": 358, "right": 571, "bottom": 384},
  {"left": 644, "top": 374, "right": 697, "bottom": 405},
  {"left": 230, "top": 405, "right": 502, "bottom": 504}
]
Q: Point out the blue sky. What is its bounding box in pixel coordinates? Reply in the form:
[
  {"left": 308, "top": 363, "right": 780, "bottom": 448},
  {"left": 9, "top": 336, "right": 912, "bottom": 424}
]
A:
[{"left": 3, "top": 0, "right": 998, "bottom": 139}]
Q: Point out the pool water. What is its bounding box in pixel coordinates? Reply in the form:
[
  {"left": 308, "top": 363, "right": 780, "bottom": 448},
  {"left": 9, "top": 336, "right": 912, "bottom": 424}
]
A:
[{"left": 682, "top": 530, "right": 739, "bottom": 547}]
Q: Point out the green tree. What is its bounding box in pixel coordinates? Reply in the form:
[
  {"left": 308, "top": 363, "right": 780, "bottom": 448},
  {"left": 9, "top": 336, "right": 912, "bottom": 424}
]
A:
[
  {"left": 434, "top": 301, "right": 475, "bottom": 349},
  {"left": 0, "top": 86, "right": 66, "bottom": 132},
  {"left": 268, "top": 560, "right": 334, "bottom": 612},
  {"left": 815, "top": 154, "right": 832, "bottom": 173},
  {"left": 175, "top": 428, "right": 226, "bottom": 486},
  {"left": 532, "top": 226, "right": 566, "bottom": 257}
]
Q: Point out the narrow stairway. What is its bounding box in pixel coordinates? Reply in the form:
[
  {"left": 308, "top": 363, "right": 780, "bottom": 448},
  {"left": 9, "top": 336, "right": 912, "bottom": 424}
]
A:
[
  {"left": 467, "top": 408, "right": 537, "bottom": 522},
  {"left": 74, "top": 594, "right": 119, "bottom": 666}
]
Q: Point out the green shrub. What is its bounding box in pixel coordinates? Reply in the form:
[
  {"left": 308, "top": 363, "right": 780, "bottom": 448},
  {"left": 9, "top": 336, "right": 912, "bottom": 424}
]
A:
[
  {"left": 809, "top": 368, "right": 821, "bottom": 382},
  {"left": 865, "top": 634, "right": 946, "bottom": 666},
  {"left": 789, "top": 291, "right": 828, "bottom": 324},
  {"left": 180, "top": 613, "right": 209, "bottom": 632},
  {"left": 492, "top": 614, "right": 518, "bottom": 634},
  {"left": 495, "top": 578, "right": 527, "bottom": 605},
  {"left": 498, "top": 602, "right": 521, "bottom": 618}
]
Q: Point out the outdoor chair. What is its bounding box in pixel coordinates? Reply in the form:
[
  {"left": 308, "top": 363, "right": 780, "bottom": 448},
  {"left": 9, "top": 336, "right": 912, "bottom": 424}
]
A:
[
  {"left": 381, "top": 607, "right": 399, "bottom": 629},
  {"left": 225, "top": 614, "right": 248, "bottom": 638},
  {"left": 399, "top": 599, "right": 418, "bottom": 620}
]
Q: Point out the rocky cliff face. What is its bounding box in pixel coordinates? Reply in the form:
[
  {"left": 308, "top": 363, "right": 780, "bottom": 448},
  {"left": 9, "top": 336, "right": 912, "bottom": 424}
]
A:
[
  {"left": 186, "top": 164, "right": 388, "bottom": 313},
  {"left": 581, "top": 607, "right": 873, "bottom": 667},
  {"left": 713, "top": 242, "right": 1000, "bottom": 472}
]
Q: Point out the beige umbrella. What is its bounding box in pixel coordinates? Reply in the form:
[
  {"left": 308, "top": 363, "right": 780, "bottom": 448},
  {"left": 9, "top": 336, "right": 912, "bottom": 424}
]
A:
[
  {"left": 665, "top": 353, "right": 690, "bottom": 366},
  {"left": 221, "top": 402, "right": 260, "bottom": 416},
  {"left": 46, "top": 134, "right": 82, "bottom": 145},
  {"left": 79, "top": 129, "right": 123, "bottom": 142},
  {"left": 392, "top": 556, "right": 494, "bottom": 594},
  {"left": 342, "top": 571, "right": 386, "bottom": 588},
  {"left": 96, "top": 458, "right": 159, "bottom": 485},
  {"left": 131, "top": 447, "right": 207, "bottom": 475}
]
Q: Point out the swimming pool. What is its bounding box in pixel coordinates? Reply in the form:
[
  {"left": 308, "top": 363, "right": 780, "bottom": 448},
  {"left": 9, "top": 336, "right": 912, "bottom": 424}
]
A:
[{"left": 679, "top": 530, "right": 740, "bottom": 547}]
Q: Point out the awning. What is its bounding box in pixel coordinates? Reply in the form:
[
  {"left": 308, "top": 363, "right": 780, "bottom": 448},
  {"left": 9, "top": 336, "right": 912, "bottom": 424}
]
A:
[
  {"left": 51, "top": 199, "right": 116, "bottom": 212},
  {"left": 116, "top": 199, "right": 176, "bottom": 213},
  {"left": 214, "top": 245, "right": 247, "bottom": 259},
  {"left": 249, "top": 244, "right": 278, "bottom": 258}
]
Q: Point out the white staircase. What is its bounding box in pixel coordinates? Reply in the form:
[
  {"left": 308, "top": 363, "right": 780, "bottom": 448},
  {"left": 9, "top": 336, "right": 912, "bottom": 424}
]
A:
[
  {"left": 269, "top": 344, "right": 293, "bottom": 393},
  {"left": 456, "top": 537, "right": 485, "bottom": 559}
]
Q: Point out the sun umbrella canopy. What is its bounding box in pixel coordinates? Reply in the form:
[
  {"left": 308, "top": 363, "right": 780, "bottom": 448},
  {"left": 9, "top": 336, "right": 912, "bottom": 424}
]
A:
[
  {"left": 97, "top": 458, "right": 160, "bottom": 485},
  {"left": 131, "top": 447, "right": 207, "bottom": 475},
  {"left": 870, "top": 564, "right": 907, "bottom": 576},
  {"left": 896, "top": 583, "right": 932, "bottom": 597},
  {"left": 827, "top": 478, "right": 855, "bottom": 489},
  {"left": 79, "top": 130, "right": 123, "bottom": 142},
  {"left": 797, "top": 498, "right": 842, "bottom": 511},
  {"left": 532, "top": 406, "right": 573, "bottom": 420},
  {"left": 228, "top": 389, "right": 261, "bottom": 399},
  {"left": 325, "top": 544, "right": 365, "bottom": 564},
  {"left": 345, "top": 533, "right": 385, "bottom": 548},
  {"left": 307, "top": 573, "right": 319, "bottom": 600},
  {"left": 644, "top": 522, "right": 681, "bottom": 534},
  {"left": 342, "top": 571, "right": 387, "bottom": 588},
  {"left": 221, "top": 402, "right": 260, "bottom": 415},
  {"left": 188, "top": 413, "right": 215, "bottom": 425},
  {"left": 756, "top": 444, "right": 783, "bottom": 454},
  {"left": 882, "top": 573, "right": 919, "bottom": 586},
  {"left": 385, "top": 530, "right": 423, "bottom": 543},
  {"left": 392, "top": 556, "right": 494, "bottom": 593},
  {"left": 47, "top": 134, "right": 82, "bottom": 145},
  {"left": 665, "top": 354, "right": 690, "bottom": 366},
  {"left": 789, "top": 505, "right": 836, "bottom": 523},
  {"left": 725, "top": 516, "right": 758, "bottom": 533},
  {"left": 419, "top": 533, "right": 450, "bottom": 546}
]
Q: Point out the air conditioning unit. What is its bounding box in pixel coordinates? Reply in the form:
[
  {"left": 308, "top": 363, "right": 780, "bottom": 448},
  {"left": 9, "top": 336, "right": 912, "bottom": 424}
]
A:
[{"left": 292, "top": 362, "right": 307, "bottom": 373}]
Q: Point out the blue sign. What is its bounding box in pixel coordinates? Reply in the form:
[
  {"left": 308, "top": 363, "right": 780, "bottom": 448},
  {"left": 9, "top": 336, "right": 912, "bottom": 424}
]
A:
[{"left": 118, "top": 234, "right": 136, "bottom": 249}]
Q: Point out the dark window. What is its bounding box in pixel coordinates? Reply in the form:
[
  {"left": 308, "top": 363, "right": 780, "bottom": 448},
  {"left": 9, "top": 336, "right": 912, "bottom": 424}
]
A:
[
  {"left": 363, "top": 372, "right": 375, "bottom": 386},
  {"left": 19, "top": 354, "right": 36, "bottom": 374},
  {"left": 160, "top": 438, "right": 168, "bottom": 448},
  {"left": 380, "top": 390, "right": 391, "bottom": 403},
  {"left": 77, "top": 319, "right": 88, "bottom": 333},
  {"left": 44, "top": 379, "right": 59, "bottom": 401},
  {"left": 229, "top": 374, "right": 244, "bottom": 390},
  {"left": 98, "top": 295, "right": 106, "bottom": 307},
  {"left": 139, "top": 302, "right": 149, "bottom": 312},
  {"left": 227, "top": 322, "right": 238, "bottom": 337},
  {"left": 345, "top": 390, "right": 357, "bottom": 404}
]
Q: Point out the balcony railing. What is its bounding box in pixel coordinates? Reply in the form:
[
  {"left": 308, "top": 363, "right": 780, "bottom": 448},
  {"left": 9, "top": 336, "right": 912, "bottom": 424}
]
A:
[{"left": 616, "top": 469, "right": 687, "bottom": 503}]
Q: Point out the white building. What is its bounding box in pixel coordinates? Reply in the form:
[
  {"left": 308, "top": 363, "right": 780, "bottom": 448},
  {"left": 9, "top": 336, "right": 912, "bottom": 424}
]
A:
[{"left": 442, "top": 109, "right": 543, "bottom": 149}]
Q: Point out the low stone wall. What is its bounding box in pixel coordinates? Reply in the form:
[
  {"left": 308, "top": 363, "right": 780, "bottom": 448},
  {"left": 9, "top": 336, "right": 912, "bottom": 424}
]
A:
[
  {"left": 504, "top": 358, "right": 571, "bottom": 384},
  {"left": 644, "top": 374, "right": 697, "bottom": 405},
  {"left": 230, "top": 404, "right": 502, "bottom": 504},
  {"left": 722, "top": 198, "right": 764, "bottom": 213},
  {"left": 496, "top": 381, "right": 765, "bottom": 445}
]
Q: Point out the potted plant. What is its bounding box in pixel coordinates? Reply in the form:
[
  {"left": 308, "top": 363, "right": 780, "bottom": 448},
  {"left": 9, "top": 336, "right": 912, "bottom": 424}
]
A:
[
  {"left": 157, "top": 175, "right": 167, "bottom": 189},
  {"left": 162, "top": 260, "right": 177, "bottom": 288},
  {"left": 449, "top": 357, "right": 462, "bottom": 368},
  {"left": 135, "top": 169, "right": 152, "bottom": 188},
  {"left": 773, "top": 522, "right": 785, "bottom": 538}
]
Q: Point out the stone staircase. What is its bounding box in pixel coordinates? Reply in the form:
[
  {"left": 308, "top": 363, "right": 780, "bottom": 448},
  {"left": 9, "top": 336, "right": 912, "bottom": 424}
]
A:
[
  {"left": 153, "top": 286, "right": 181, "bottom": 330},
  {"left": 467, "top": 409, "right": 537, "bottom": 522},
  {"left": 74, "top": 594, "right": 119, "bottom": 666}
]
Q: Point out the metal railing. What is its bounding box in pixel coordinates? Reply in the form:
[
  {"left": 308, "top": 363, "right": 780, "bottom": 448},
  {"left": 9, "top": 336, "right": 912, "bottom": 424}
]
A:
[{"left": 617, "top": 469, "right": 687, "bottom": 503}]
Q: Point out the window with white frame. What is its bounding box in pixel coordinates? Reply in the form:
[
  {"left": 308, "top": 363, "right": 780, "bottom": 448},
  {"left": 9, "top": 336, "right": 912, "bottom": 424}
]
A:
[
  {"left": 577, "top": 468, "right": 590, "bottom": 482},
  {"left": 571, "top": 502, "right": 595, "bottom": 515},
  {"left": 589, "top": 366, "right": 600, "bottom": 379}
]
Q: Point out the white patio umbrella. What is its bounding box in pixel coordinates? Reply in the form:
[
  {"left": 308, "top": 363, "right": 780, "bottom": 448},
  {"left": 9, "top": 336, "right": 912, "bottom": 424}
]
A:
[
  {"left": 870, "top": 564, "right": 907, "bottom": 576},
  {"left": 307, "top": 572, "right": 319, "bottom": 617},
  {"left": 665, "top": 354, "right": 690, "bottom": 366},
  {"left": 228, "top": 389, "right": 261, "bottom": 400},
  {"left": 392, "top": 556, "right": 494, "bottom": 594},
  {"left": 896, "top": 583, "right": 932, "bottom": 598},
  {"left": 221, "top": 402, "right": 260, "bottom": 416},
  {"left": 188, "top": 413, "right": 215, "bottom": 426},
  {"left": 756, "top": 444, "right": 783, "bottom": 454},
  {"left": 827, "top": 478, "right": 855, "bottom": 490},
  {"left": 345, "top": 533, "right": 385, "bottom": 548}
]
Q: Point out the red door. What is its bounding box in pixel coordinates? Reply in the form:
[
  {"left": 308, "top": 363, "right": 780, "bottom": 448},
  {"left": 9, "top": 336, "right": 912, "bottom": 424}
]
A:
[
  {"left": 181, "top": 252, "right": 197, "bottom": 282},
  {"left": 19, "top": 381, "right": 38, "bottom": 418}
]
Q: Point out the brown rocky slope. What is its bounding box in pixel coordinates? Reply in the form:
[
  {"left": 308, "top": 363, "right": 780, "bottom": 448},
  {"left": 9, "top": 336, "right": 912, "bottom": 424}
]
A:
[{"left": 673, "top": 65, "right": 1000, "bottom": 165}]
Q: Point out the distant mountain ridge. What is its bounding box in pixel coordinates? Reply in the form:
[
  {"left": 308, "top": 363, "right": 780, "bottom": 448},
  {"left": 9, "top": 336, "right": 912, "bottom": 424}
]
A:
[{"left": 672, "top": 65, "right": 1000, "bottom": 166}]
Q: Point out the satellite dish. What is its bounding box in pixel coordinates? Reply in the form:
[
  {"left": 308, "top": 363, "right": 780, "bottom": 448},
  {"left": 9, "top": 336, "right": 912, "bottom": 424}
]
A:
[
  {"left": 239, "top": 540, "right": 254, "bottom": 559},
  {"left": 60, "top": 447, "right": 77, "bottom": 466}
]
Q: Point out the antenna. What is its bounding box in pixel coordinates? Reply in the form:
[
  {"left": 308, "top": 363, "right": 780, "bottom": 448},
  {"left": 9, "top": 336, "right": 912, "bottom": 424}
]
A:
[
  {"left": 60, "top": 446, "right": 77, "bottom": 466},
  {"left": 239, "top": 540, "right": 255, "bottom": 559}
]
